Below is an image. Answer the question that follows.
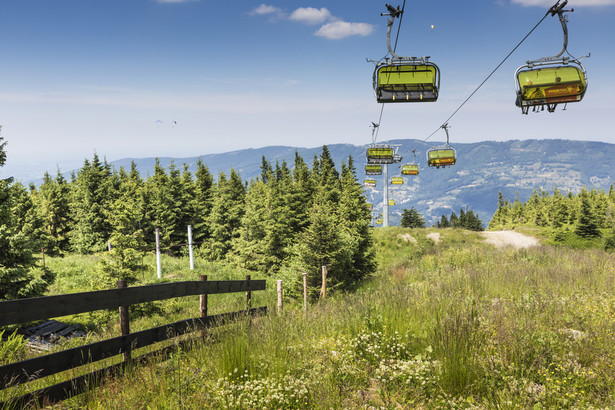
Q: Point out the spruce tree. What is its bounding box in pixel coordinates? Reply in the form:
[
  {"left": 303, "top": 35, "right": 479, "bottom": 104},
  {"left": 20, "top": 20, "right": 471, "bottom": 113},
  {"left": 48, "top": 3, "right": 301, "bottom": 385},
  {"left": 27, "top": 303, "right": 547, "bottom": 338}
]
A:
[
  {"left": 336, "top": 156, "right": 376, "bottom": 286},
  {"left": 193, "top": 159, "right": 215, "bottom": 246},
  {"left": 295, "top": 192, "right": 343, "bottom": 295},
  {"left": 69, "top": 154, "right": 114, "bottom": 253},
  {"left": 33, "top": 170, "right": 71, "bottom": 255},
  {"left": 450, "top": 211, "right": 459, "bottom": 227},
  {"left": 464, "top": 209, "right": 484, "bottom": 231},
  {"left": 145, "top": 159, "right": 180, "bottom": 252},
  {"left": 400, "top": 207, "right": 425, "bottom": 228},
  {"left": 576, "top": 188, "right": 601, "bottom": 238},
  {"left": 437, "top": 214, "right": 450, "bottom": 228},
  {"left": 209, "top": 169, "right": 246, "bottom": 260},
  {"left": 0, "top": 132, "right": 54, "bottom": 299},
  {"left": 231, "top": 179, "right": 270, "bottom": 271}
]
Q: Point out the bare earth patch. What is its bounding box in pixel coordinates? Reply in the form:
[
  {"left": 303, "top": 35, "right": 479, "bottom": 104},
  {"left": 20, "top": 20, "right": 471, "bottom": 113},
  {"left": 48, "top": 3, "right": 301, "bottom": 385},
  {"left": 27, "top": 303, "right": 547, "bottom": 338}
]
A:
[
  {"left": 480, "top": 231, "right": 539, "bottom": 249},
  {"left": 426, "top": 232, "right": 441, "bottom": 243},
  {"left": 398, "top": 233, "right": 417, "bottom": 244}
]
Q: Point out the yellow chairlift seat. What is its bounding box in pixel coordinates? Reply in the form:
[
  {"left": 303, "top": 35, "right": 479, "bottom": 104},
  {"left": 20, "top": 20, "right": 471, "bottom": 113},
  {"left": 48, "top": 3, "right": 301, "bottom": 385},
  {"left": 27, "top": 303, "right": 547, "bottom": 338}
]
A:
[
  {"left": 375, "top": 63, "right": 440, "bottom": 103},
  {"left": 367, "top": 146, "right": 398, "bottom": 164},
  {"left": 401, "top": 164, "right": 419, "bottom": 176},
  {"left": 427, "top": 146, "right": 456, "bottom": 168},
  {"left": 516, "top": 65, "right": 586, "bottom": 113},
  {"left": 365, "top": 164, "right": 383, "bottom": 176},
  {"left": 513, "top": 2, "right": 589, "bottom": 114},
  {"left": 388, "top": 199, "right": 396, "bottom": 206},
  {"left": 391, "top": 176, "right": 404, "bottom": 185},
  {"left": 364, "top": 179, "right": 377, "bottom": 188}
]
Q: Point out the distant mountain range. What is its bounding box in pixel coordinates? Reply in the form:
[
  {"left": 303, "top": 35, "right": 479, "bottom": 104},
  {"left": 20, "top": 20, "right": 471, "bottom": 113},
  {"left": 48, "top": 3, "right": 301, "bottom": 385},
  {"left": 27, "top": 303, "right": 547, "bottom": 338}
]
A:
[
  {"left": 11, "top": 139, "right": 612, "bottom": 226},
  {"left": 108, "top": 139, "right": 614, "bottom": 226}
]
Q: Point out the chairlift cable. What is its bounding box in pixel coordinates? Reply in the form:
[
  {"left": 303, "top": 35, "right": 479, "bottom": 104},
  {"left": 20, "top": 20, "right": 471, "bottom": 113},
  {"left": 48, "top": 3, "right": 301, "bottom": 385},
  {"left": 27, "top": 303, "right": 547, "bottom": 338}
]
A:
[
  {"left": 373, "top": 0, "right": 406, "bottom": 143},
  {"left": 422, "top": 8, "right": 552, "bottom": 143},
  {"left": 393, "top": 0, "right": 407, "bottom": 54}
]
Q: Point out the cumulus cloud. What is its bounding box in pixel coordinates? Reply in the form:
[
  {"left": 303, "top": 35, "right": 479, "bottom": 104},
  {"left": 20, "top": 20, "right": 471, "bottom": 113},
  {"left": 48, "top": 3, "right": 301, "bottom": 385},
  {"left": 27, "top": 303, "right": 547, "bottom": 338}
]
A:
[
  {"left": 252, "top": 4, "right": 374, "bottom": 39},
  {"left": 289, "top": 7, "right": 333, "bottom": 25},
  {"left": 315, "top": 21, "right": 374, "bottom": 40},
  {"left": 251, "top": 4, "right": 283, "bottom": 15},
  {"left": 512, "top": 0, "right": 615, "bottom": 6}
]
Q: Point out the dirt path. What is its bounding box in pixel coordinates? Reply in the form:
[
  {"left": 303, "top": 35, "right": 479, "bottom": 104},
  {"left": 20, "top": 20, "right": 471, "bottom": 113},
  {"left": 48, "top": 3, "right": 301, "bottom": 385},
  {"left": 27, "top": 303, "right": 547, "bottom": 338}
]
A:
[{"left": 480, "top": 231, "right": 539, "bottom": 249}]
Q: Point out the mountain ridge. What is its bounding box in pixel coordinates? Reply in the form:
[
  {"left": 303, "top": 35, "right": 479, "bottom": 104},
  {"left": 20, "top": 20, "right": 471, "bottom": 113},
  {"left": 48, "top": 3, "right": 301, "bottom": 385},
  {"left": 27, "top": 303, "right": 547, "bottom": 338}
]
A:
[{"left": 22, "top": 139, "right": 615, "bottom": 226}]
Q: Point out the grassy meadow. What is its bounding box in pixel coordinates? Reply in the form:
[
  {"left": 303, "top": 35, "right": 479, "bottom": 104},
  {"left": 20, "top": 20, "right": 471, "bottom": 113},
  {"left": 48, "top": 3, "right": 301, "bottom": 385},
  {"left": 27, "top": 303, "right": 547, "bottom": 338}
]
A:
[{"left": 3, "top": 227, "right": 615, "bottom": 408}]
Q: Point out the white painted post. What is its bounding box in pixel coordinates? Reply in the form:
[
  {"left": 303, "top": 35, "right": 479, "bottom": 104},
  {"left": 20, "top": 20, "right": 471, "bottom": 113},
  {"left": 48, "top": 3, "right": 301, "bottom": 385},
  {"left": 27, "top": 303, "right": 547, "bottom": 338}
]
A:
[
  {"left": 277, "top": 280, "right": 283, "bottom": 314},
  {"left": 108, "top": 241, "right": 111, "bottom": 252},
  {"left": 320, "top": 266, "right": 327, "bottom": 299},
  {"left": 155, "top": 228, "right": 162, "bottom": 279},
  {"left": 188, "top": 225, "right": 194, "bottom": 270},
  {"left": 302, "top": 272, "right": 308, "bottom": 313}
]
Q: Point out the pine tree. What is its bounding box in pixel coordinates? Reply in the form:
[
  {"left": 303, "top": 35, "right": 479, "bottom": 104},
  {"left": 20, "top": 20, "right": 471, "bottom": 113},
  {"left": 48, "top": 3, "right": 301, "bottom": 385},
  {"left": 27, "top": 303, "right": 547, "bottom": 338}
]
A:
[
  {"left": 295, "top": 193, "right": 343, "bottom": 294},
  {"left": 437, "top": 214, "right": 450, "bottom": 228},
  {"left": 464, "top": 209, "right": 484, "bottom": 231},
  {"left": 100, "top": 166, "right": 147, "bottom": 287},
  {"left": 450, "top": 211, "right": 459, "bottom": 227},
  {"left": 193, "top": 159, "right": 215, "bottom": 246},
  {"left": 145, "top": 159, "right": 180, "bottom": 252},
  {"left": 575, "top": 188, "right": 601, "bottom": 238},
  {"left": 69, "top": 154, "right": 114, "bottom": 253},
  {"left": 230, "top": 179, "right": 270, "bottom": 271},
  {"left": 209, "top": 169, "right": 246, "bottom": 260},
  {"left": 0, "top": 132, "right": 54, "bottom": 299},
  {"left": 33, "top": 170, "right": 71, "bottom": 255},
  {"left": 335, "top": 156, "right": 376, "bottom": 286},
  {"left": 488, "top": 191, "right": 510, "bottom": 229},
  {"left": 400, "top": 207, "right": 425, "bottom": 228}
]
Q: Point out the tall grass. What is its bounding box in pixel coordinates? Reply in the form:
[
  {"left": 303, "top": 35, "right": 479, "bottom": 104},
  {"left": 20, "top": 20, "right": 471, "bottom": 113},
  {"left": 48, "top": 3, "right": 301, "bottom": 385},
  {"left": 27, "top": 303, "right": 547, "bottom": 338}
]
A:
[{"left": 4, "top": 227, "right": 615, "bottom": 408}]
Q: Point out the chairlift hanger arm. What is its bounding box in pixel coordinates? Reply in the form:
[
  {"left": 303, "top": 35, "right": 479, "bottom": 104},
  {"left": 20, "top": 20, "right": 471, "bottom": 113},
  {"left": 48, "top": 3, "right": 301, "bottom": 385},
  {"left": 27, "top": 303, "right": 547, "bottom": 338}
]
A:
[
  {"left": 528, "top": 0, "right": 574, "bottom": 65},
  {"left": 381, "top": 4, "right": 425, "bottom": 63},
  {"left": 442, "top": 123, "right": 450, "bottom": 145}
]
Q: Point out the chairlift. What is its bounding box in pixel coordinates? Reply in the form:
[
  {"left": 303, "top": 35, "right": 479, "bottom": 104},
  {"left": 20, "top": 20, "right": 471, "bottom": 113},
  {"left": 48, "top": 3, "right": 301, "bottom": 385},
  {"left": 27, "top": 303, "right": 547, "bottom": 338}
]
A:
[
  {"left": 388, "top": 199, "right": 396, "bottom": 206},
  {"left": 391, "top": 176, "right": 404, "bottom": 185},
  {"left": 364, "top": 179, "right": 377, "bottom": 188},
  {"left": 370, "top": 4, "right": 440, "bottom": 103},
  {"left": 427, "top": 124, "right": 456, "bottom": 168},
  {"left": 515, "top": 1, "right": 588, "bottom": 114},
  {"left": 401, "top": 149, "right": 420, "bottom": 175},
  {"left": 366, "top": 145, "right": 401, "bottom": 164},
  {"left": 365, "top": 164, "right": 383, "bottom": 176}
]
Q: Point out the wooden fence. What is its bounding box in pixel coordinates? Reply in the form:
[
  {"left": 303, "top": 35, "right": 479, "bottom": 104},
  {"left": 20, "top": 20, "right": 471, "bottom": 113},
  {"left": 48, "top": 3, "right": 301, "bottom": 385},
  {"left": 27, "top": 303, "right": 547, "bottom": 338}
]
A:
[{"left": 0, "top": 276, "right": 266, "bottom": 408}]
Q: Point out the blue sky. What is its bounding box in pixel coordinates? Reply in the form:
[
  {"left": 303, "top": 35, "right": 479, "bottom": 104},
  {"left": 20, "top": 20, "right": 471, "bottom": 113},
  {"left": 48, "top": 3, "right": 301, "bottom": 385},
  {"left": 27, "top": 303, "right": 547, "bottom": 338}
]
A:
[{"left": 1, "top": 0, "right": 614, "bottom": 181}]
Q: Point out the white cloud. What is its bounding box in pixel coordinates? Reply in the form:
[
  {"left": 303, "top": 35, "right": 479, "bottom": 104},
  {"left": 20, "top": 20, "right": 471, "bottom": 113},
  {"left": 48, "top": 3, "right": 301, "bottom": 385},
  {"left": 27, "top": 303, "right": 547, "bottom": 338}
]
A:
[
  {"left": 315, "top": 21, "right": 375, "bottom": 40},
  {"left": 289, "top": 7, "right": 333, "bottom": 25},
  {"left": 512, "top": 0, "right": 615, "bottom": 6},
  {"left": 252, "top": 4, "right": 375, "bottom": 39},
  {"left": 251, "top": 4, "right": 284, "bottom": 16}
]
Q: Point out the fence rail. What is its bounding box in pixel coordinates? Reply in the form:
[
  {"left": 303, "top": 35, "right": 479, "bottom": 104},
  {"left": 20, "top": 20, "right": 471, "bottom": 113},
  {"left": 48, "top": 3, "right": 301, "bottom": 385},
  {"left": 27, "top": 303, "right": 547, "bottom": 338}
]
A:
[
  {"left": 0, "top": 278, "right": 267, "bottom": 407},
  {"left": 0, "top": 279, "right": 264, "bottom": 327}
]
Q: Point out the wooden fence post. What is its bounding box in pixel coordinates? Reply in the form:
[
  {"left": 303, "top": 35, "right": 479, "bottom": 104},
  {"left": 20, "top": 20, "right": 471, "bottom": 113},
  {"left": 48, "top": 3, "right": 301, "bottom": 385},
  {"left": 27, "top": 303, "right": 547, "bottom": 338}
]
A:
[
  {"left": 320, "top": 265, "right": 327, "bottom": 299},
  {"left": 199, "top": 275, "right": 207, "bottom": 338},
  {"left": 117, "top": 280, "right": 131, "bottom": 363},
  {"left": 277, "top": 280, "right": 283, "bottom": 314},
  {"left": 246, "top": 275, "right": 252, "bottom": 309},
  {"left": 302, "top": 272, "right": 308, "bottom": 313},
  {"left": 41, "top": 248, "right": 46, "bottom": 275}
]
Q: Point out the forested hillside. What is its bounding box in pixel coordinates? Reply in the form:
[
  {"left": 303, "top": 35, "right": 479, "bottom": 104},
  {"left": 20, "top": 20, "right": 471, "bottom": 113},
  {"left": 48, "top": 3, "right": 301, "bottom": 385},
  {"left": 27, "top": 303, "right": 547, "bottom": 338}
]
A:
[
  {"left": 0, "top": 141, "right": 375, "bottom": 300},
  {"left": 107, "top": 139, "right": 615, "bottom": 225}
]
